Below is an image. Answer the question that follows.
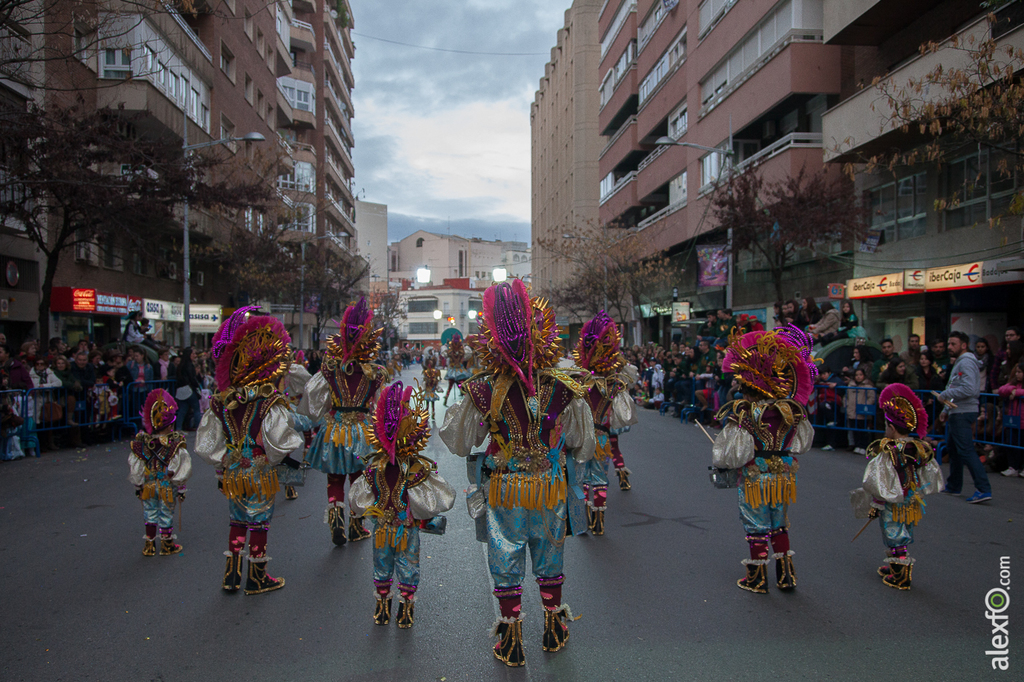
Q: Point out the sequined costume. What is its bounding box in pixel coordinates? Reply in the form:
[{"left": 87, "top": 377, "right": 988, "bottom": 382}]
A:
[
  {"left": 195, "top": 308, "right": 303, "bottom": 595},
  {"left": 128, "top": 389, "right": 191, "bottom": 557},
  {"left": 850, "top": 384, "right": 943, "bottom": 590},
  {"left": 711, "top": 326, "right": 817, "bottom": 593},
  {"left": 572, "top": 312, "right": 638, "bottom": 534},
  {"left": 280, "top": 361, "right": 313, "bottom": 500},
  {"left": 300, "top": 298, "right": 388, "bottom": 546},
  {"left": 421, "top": 358, "right": 442, "bottom": 419},
  {"left": 443, "top": 333, "right": 472, "bottom": 405},
  {"left": 348, "top": 381, "right": 455, "bottom": 627},
  {"left": 440, "top": 279, "right": 595, "bottom": 667}
]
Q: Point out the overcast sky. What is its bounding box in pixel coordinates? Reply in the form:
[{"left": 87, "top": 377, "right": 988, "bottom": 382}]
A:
[{"left": 350, "top": 0, "right": 571, "bottom": 244}]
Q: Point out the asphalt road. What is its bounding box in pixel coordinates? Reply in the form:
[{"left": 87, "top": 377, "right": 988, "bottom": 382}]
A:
[{"left": 1, "top": 364, "right": 1022, "bottom": 681}]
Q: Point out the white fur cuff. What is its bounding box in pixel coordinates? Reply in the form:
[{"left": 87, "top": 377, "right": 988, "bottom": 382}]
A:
[
  {"left": 489, "top": 615, "right": 522, "bottom": 637},
  {"left": 770, "top": 550, "right": 795, "bottom": 560},
  {"left": 741, "top": 558, "right": 770, "bottom": 566},
  {"left": 247, "top": 554, "right": 272, "bottom": 564}
]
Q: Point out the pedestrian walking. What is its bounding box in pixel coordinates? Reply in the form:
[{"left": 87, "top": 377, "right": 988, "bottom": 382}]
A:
[{"left": 939, "top": 331, "right": 992, "bottom": 503}]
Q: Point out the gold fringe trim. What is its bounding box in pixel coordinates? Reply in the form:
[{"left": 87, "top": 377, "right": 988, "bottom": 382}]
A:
[
  {"left": 488, "top": 471, "right": 566, "bottom": 510},
  {"left": 593, "top": 436, "right": 612, "bottom": 463},
  {"left": 139, "top": 482, "right": 175, "bottom": 505},
  {"left": 891, "top": 496, "right": 923, "bottom": 526},
  {"left": 374, "top": 524, "right": 410, "bottom": 551},
  {"left": 743, "top": 474, "right": 797, "bottom": 507},
  {"left": 221, "top": 467, "right": 279, "bottom": 502}
]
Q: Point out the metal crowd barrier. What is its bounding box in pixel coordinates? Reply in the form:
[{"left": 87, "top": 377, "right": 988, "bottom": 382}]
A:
[{"left": 0, "top": 380, "right": 179, "bottom": 459}]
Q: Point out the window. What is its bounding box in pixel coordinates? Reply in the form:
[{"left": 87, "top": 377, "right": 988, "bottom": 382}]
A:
[
  {"left": 291, "top": 203, "right": 314, "bottom": 232},
  {"left": 244, "top": 10, "right": 253, "bottom": 39},
  {"left": 256, "top": 89, "right": 265, "bottom": 118},
  {"left": 74, "top": 28, "right": 90, "bottom": 63},
  {"left": 700, "top": 148, "right": 730, "bottom": 187},
  {"left": 669, "top": 170, "right": 688, "bottom": 205},
  {"left": 669, "top": 102, "right": 687, "bottom": 139},
  {"left": 257, "top": 30, "right": 265, "bottom": 56},
  {"left": 145, "top": 45, "right": 155, "bottom": 73},
  {"left": 220, "top": 114, "right": 235, "bottom": 142},
  {"left": 699, "top": 0, "right": 735, "bottom": 38},
  {"left": 416, "top": 237, "right": 424, "bottom": 247},
  {"left": 190, "top": 87, "right": 200, "bottom": 119},
  {"left": 868, "top": 173, "right": 927, "bottom": 244},
  {"left": 200, "top": 104, "right": 209, "bottom": 132},
  {"left": 600, "top": 172, "right": 616, "bottom": 199},
  {"left": 945, "top": 147, "right": 1017, "bottom": 229},
  {"left": 409, "top": 322, "right": 438, "bottom": 335},
  {"left": 220, "top": 43, "right": 235, "bottom": 81},
  {"left": 639, "top": 28, "right": 686, "bottom": 104},
  {"left": 168, "top": 71, "right": 176, "bottom": 99},
  {"left": 132, "top": 252, "right": 148, "bottom": 276},
  {"left": 408, "top": 298, "right": 438, "bottom": 313},
  {"left": 639, "top": 2, "right": 668, "bottom": 50},
  {"left": 102, "top": 48, "right": 132, "bottom": 79},
  {"left": 277, "top": 5, "right": 287, "bottom": 40},
  {"left": 244, "top": 74, "right": 253, "bottom": 103},
  {"left": 158, "top": 62, "right": 166, "bottom": 87}
]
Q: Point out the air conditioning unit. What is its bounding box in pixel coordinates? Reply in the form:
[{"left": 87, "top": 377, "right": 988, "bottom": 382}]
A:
[
  {"left": 196, "top": 270, "right": 204, "bottom": 286},
  {"left": 167, "top": 262, "right": 177, "bottom": 280}
]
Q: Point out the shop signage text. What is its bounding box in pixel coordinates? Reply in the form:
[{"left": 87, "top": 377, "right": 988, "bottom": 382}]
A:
[
  {"left": 849, "top": 259, "right": 1024, "bottom": 299},
  {"left": 51, "top": 287, "right": 141, "bottom": 315},
  {"left": 847, "top": 272, "right": 904, "bottom": 299}
]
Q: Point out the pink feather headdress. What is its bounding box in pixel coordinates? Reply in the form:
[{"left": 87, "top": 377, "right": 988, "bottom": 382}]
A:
[
  {"left": 214, "top": 314, "right": 291, "bottom": 391},
  {"left": 326, "top": 297, "right": 383, "bottom": 366},
  {"left": 573, "top": 310, "right": 625, "bottom": 376},
  {"left": 368, "top": 381, "right": 430, "bottom": 464},
  {"left": 722, "top": 325, "right": 818, "bottom": 405},
  {"left": 482, "top": 280, "right": 536, "bottom": 394},
  {"left": 140, "top": 389, "right": 177, "bottom": 434},
  {"left": 879, "top": 383, "right": 928, "bottom": 438}
]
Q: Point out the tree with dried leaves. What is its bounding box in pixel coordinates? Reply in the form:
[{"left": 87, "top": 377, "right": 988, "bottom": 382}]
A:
[
  {"left": 537, "top": 223, "right": 673, "bottom": 329},
  {"left": 710, "top": 164, "right": 867, "bottom": 303},
  {"left": 368, "top": 288, "right": 406, "bottom": 350},
  {"left": 853, "top": 14, "right": 1024, "bottom": 221},
  {"left": 0, "top": 100, "right": 275, "bottom": 334}
]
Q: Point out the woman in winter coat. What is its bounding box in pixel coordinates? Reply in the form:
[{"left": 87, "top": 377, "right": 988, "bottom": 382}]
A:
[
  {"left": 846, "top": 368, "right": 876, "bottom": 454},
  {"left": 174, "top": 347, "right": 203, "bottom": 431},
  {"left": 809, "top": 302, "right": 842, "bottom": 345}
]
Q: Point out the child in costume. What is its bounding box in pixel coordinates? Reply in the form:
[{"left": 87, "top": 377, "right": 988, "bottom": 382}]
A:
[
  {"left": 440, "top": 279, "right": 595, "bottom": 667},
  {"left": 195, "top": 307, "right": 304, "bottom": 595},
  {"left": 129, "top": 389, "right": 191, "bottom": 556},
  {"left": 850, "top": 384, "right": 943, "bottom": 590},
  {"left": 281, "top": 359, "right": 314, "bottom": 500},
  {"left": 442, "top": 333, "right": 471, "bottom": 406},
  {"left": 711, "top": 326, "right": 817, "bottom": 594},
  {"left": 349, "top": 381, "right": 455, "bottom": 628},
  {"left": 421, "top": 356, "right": 441, "bottom": 420},
  {"left": 301, "top": 298, "right": 389, "bottom": 546},
  {"left": 572, "top": 312, "right": 638, "bottom": 535}
]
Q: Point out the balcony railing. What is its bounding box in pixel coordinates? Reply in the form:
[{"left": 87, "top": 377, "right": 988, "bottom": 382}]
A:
[
  {"left": 291, "top": 18, "right": 315, "bottom": 33},
  {"left": 636, "top": 197, "right": 687, "bottom": 231},
  {"left": 599, "top": 170, "right": 636, "bottom": 205},
  {"left": 735, "top": 132, "right": 823, "bottom": 170},
  {"left": 323, "top": 39, "right": 349, "bottom": 86}
]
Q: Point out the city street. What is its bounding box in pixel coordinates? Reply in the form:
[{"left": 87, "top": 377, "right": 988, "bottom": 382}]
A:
[{"left": 1, "top": 365, "right": 1021, "bottom": 681}]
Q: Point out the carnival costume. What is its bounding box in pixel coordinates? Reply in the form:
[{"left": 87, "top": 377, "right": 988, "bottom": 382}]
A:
[
  {"left": 608, "top": 364, "right": 638, "bottom": 492},
  {"left": 711, "top": 326, "right": 816, "bottom": 593},
  {"left": 421, "top": 357, "right": 442, "bottom": 419},
  {"left": 349, "top": 381, "right": 455, "bottom": 627},
  {"left": 281, "top": 361, "right": 314, "bottom": 500},
  {"left": 128, "top": 389, "right": 191, "bottom": 557},
  {"left": 195, "top": 307, "right": 304, "bottom": 595},
  {"left": 850, "top": 384, "right": 943, "bottom": 590},
  {"left": 440, "top": 279, "right": 595, "bottom": 667},
  {"left": 300, "top": 298, "right": 388, "bottom": 546},
  {"left": 572, "top": 312, "right": 638, "bottom": 535},
  {"left": 443, "top": 333, "right": 472, "bottom": 405}
]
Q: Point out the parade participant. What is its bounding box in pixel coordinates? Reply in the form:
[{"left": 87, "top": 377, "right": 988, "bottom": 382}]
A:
[
  {"left": 572, "top": 311, "right": 637, "bottom": 534},
  {"left": 440, "top": 279, "right": 595, "bottom": 667},
  {"left": 609, "top": 363, "right": 638, "bottom": 491},
  {"left": 301, "top": 298, "right": 388, "bottom": 546},
  {"left": 349, "top": 381, "right": 455, "bottom": 628},
  {"left": 128, "top": 389, "right": 191, "bottom": 556},
  {"left": 421, "top": 356, "right": 442, "bottom": 420},
  {"left": 711, "top": 325, "right": 817, "bottom": 594},
  {"left": 442, "top": 333, "right": 470, "bottom": 406},
  {"left": 850, "top": 384, "right": 943, "bottom": 590},
  {"left": 195, "top": 307, "right": 304, "bottom": 595},
  {"left": 281, "top": 359, "right": 314, "bottom": 501}
]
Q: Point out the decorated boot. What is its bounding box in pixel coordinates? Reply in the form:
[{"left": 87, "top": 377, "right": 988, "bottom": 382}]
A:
[
  {"left": 542, "top": 606, "right": 572, "bottom": 652},
  {"left": 159, "top": 534, "right": 183, "bottom": 556},
  {"left": 737, "top": 560, "right": 769, "bottom": 594},
  {"left": 493, "top": 618, "right": 525, "bottom": 667},
  {"left": 882, "top": 559, "right": 913, "bottom": 590},
  {"left": 396, "top": 597, "right": 415, "bottom": 629},
  {"left": 244, "top": 556, "right": 285, "bottom": 595},
  {"left": 775, "top": 551, "right": 796, "bottom": 590},
  {"left": 615, "top": 467, "right": 631, "bottom": 491},
  {"left": 327, "top": 504, "right": 347, "bottom": 546},
  {"left": 348, "top": 515, "right": 370, "bottom": 542},
  {"left": 374, "top": 594, "right": 392, "bottom": 625},
  {"left": 285, "top": 485, "right": 298, "bottom": 500},
  {"left": 142, "top": 536, "right": 157, "bottom": 557},
  {"left": 222, "top": 552, "right": 244, "bottom": 592}
]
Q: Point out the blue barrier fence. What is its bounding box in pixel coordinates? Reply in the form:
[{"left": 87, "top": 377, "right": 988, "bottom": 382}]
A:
[
  {"left": 0, "top": 380, "right": 178, "bottom": 459},
  {"left": 652, "top": 380, "right": 1023, "bottom": 457}
]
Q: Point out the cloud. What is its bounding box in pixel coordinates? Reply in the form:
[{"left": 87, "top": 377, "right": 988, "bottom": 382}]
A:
[{"left": 350, "top": 0, "right": 570, "bottom": 240}]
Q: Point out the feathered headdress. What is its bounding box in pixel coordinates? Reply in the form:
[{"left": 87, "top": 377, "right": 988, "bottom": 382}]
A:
[
  {"left": 467, "top": 279, "right": 561, "bottom": 396},
  {"left": 214, "top": 314, "right": 291, "bottom": 391},
  {"left": 447, "top": 332, "right": 463, "bottom": 360},
  {"left": 367, "top": 381, "right": 430, "bottom": 465},
  {"left": 722, "top": 325, "right": 818, "bottom": 405},
  {"left": 879, "top": 383, "right": 928, "bottom": 438},
  {"left": 211, "top": 306, "right": 261, "bottom": 360},
  {"left": 573, "top": 310, "right": 625, "bottom": 376},
  {"left": 326, "top": 297, "right": 383, "bottom": 366},
  {"left": 141, "top": 389, "right": 177, "bottom": 434}
]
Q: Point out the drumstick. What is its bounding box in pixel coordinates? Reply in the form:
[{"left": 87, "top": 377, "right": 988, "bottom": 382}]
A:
[
  {"left": 696, "top": 422, "right": 716, "bottom": 444},
  {"left": 930, "top": 391, "right": 957, "bottom": 409},
  {"left": 851, "top": 517, "right": 873, "bottom": 542}
]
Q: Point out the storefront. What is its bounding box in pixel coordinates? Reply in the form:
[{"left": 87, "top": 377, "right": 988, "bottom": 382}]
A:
[
  {"left": 50, "top": 288, "right": 143, "bottom": 346},
  {"left": 188, "top": 304, "right": 223, "bottom": 347},
  {"left": 847, "top": 259, "right": 1024, "bottom": 349}
]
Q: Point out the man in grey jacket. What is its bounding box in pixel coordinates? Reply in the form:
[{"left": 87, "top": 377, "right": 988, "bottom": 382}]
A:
[{"left": 939, "top": 331, "right": 992, "bottom": 503}]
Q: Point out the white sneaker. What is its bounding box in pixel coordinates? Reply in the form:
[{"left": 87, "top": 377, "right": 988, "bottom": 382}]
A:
[
  {"left": 854, "top": 447, "right": 866, "bottom": 455},
  {"left": 1001, "top": 467, "right": 1019, "bottom": 477}
]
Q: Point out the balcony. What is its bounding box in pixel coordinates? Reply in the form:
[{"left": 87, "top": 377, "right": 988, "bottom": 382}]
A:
[
  {"left": 825, "top": 0, "right": 945, "bottom": 46},
  {"left": 278, "top": 76, "right": 315, "bottom": 127},
  {"left": 276, "top": 80, "right": 294, "bottom": 126},
  {"left": 323, "top": 37, "right": 354, "bottom": 90},
  {"left": 290, "top": 18, "right": 316, "bottom": 53},
  {"left": 97, "top": 79, "right": 210, "bottom": 145},
  {"left": 736, "top": 132, "right": 823, "bottom": 171}
]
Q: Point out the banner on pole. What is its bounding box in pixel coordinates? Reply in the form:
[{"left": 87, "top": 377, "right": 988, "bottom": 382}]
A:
[{"left": 697, "top": 245, "right": 729, "bottom": 287}]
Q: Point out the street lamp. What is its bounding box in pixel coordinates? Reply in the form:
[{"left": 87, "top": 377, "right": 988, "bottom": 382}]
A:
[
  {"left": 417, "top": 267, "right": 431, "bottom": 284},
  {"left": 492, "top": 267, "right": 507, "bottom": 282},
  {"left": 432, "top": 309, "right": 442, "bottom": 320},
  {"left": 181, "top": 123, "right": 266, "bottom": 343},
  {"left": 467, "top": 309, "right": 477, "bottom": 320},
  {"left": 653, "top": 135, "right": 736, "bottom": 309}
]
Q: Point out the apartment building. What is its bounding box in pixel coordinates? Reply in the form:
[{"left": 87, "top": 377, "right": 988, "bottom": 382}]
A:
[
  {"left": 823, "top": 0, "right": 1024, "bottom": 346},
  {"left": 355, "top": 199, "right": 388, "bottom": 291},
  {"left": 398, "top": 279, "right": 484, "bottom": 350},
  {"left": 598, "top": 0, "right": 843, "bottom": 342},
  {"left": 389, "top": 231, "right": 530, "bottom": 288},
  {"left": 531, "top": 0, "right": 602, "bottom": 302}
]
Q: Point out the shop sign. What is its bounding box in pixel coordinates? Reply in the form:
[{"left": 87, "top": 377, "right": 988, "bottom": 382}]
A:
[
  {"left": 847, "top": 272, "right": 904, "bottom": 299},
  {"left": 143, "top": 298, "right": 185, "bottom": 322},
  {"left": 671, "top": 302, "right": 691, "bottom": 325},
  {"left": 981, "top": 260, "right": 1024, "bottom": 286},
  {"left": 827, "top": 283, "right": 846, "bottom": 299},
  {"left": 925, "top": 262, "right": 983, "bottom": 290},
  {"left": 189, "top": 304, "right": 223, "bottom": 332},
  {"left": 72, "top": 288, "right": 97, "bottom": 311},
  {"left": 903, "top": 269, "right": 926, "bottom": 291}
]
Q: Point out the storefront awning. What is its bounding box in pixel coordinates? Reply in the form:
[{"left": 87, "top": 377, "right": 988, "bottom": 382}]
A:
[{"left": 51, "top": 287, "right": 142, "bottom": 315}]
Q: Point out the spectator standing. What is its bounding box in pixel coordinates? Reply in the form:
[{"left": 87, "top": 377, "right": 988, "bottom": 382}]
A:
[
  {"left": 996, "top": 339, "right": 1023, "bottom": 387},
  {"left": 846, "top": 368, "right": 876, "bottom": 454},
  {"left": 871, "top": 339, "right": 898, "bottom": 383},
  {"left": 842, "top": 345, "right": 869, "bottom": 377},
  {"left": 174, "top": 347, "right": 202, "bottom": 431},
  {"left": 916, "top": 351, "right": 946, "bottom": 392},
  {"left": 929, "top": 338, "right": 951, "bottom": 377},
  {"left": 878, "top": 359, "right": 919, "bottom": 390},
  {"left": 69, "top": 351, "right": 96, "bottom": 444},
  {"left": 899, "top": 334, "right": 922, "bottom": 369},
  {"left": 157, "top": 349, "right": 177, "bottom": 383},
  {"left": 997, "top": 363, "right": 1024, "bottom": 476},
  {"left": 994, "top": 327, "right": 1021, "bottom": 383},
  {"left": 0, "top": 344, "right": 33, "bottom": 390},
  {"left": 939, "top": 331, "right": 991, "bottom": 503},
  {"left": 973, "top": 338, "right": 996, "bottom": 392}
]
